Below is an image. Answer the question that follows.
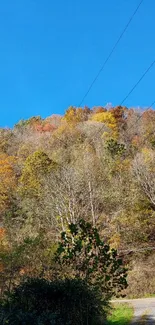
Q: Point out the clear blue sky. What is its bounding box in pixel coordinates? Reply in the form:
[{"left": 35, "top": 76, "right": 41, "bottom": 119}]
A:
[{"left": 0, "top": 0, "right": 154, "bottom": 127}]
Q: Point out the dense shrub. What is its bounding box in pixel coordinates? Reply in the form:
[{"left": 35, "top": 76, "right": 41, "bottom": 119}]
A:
[
  {"left": 0, "top": 277, "right": 108, "bottom": 325},
  {"left": 56, "top": 219, "right": 128, "bottom": 299}
]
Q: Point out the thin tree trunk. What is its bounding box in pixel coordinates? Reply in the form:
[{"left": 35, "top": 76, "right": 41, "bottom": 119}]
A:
[{"left": 88, "top": 181, "right": 96, "bottom": 226}]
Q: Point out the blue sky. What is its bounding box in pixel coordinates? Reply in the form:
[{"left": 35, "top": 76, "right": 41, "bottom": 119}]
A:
[{"left": 0, "top": 0, "right": 154, "bottom": 127}]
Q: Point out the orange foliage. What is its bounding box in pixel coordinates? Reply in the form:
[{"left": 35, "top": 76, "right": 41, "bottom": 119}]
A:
[
  {"left": 110, "top": 106, "right": 127, "bottom": 127},
  {"left": 0, "top": 227, "right": 6, "bottom": 239},
  {"left": 132, "top": 135, "right": 141, "bottom": 147},
  {"left": 141, "top": 109, "right": 155, "bottom": 140},
  {"left": 142, "top": 109, "right": 155, "bottom": 120},
  {"left": 92, "top": 106, "right": 107, "bottom": 114}
]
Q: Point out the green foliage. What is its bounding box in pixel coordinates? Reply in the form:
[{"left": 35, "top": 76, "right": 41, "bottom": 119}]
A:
[
  {"left": 22, "top": 150, "right": 55, "bottom": 175},
  {"left": 0, "top": 231, "right": 58, "bottom": 297},
  {"left": 19, "top": 150, "right": 57, "bottom": 197},
  {"left": 106, "top": 139, "right": 126, "bottom": 157},
  {"left": 0, "top": 277, "right": 106, "bottom": 325},
  {"left": 107, "top": 303, "right": 133, "bottom": 325},
  {"left": 14, "top": 116, "right": 42, "bottom": 129},
  {"left": 56, "top": 219, "right": 128, "bottom": 299}
]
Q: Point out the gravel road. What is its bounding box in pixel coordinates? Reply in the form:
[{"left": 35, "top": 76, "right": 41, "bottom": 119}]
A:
[{"left": 112, "top": 298, "right": 155, "bottom": 324}]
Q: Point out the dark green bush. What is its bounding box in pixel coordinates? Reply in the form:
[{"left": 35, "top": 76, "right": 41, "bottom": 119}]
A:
[{"left": 0, "top": 277, "right": 107, "bottom": 324}]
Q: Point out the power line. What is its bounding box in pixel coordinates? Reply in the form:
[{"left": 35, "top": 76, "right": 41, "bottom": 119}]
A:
[
  {"left": 79, "top": 0, "right": 144, "bottom": 107},
  {"left": 146, "top": 100, "right": 155, "bottom": 111},
  {"left": 54, "top": 99, "right": 155, "bottom": 151},
  {"left": 120, "top": 60, "right": 155, "bottom": 105},
  {"left": 85, "top": 57, "right": 155, "bottom": 145},
  {"left": 118, "top": 99, "right": 155, "bottom": 137}
]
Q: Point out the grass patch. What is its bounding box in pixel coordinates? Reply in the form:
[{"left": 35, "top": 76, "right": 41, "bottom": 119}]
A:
[
  {"left": 107, "top": 303, "right": 133, "bottom": 325},
  {"left": 143, "top": 293, "right": 155, "bottom": 298}
]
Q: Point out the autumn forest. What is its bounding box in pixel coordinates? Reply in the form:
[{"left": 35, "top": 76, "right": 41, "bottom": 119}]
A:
[{"left": 1, "top": 105, "right": 155, "bottom": 298}]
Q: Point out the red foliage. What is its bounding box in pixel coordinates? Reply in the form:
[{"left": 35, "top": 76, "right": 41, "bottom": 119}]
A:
[
  {"left": 34, "top": 123, "right": 56, "bottom": 133},
  {"left": 42, "top": 123, "right": 56, "bottom": 132}
]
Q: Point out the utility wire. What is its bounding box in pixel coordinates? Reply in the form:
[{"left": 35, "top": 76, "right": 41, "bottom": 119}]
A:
[
  {"left": 79, "top": 0, "right": 144, "bottom": 107},
  {"left": 86, "top": 56, "right": 155, "bottom": 145},
  {"left": 145, "top": 100, "right": 155, "bottom": 112},
  {"left": 52, "top": 2, "right": 153, "bottom": 156},
  {"left": 113, "top": 98, "right": 155, "bottom": 141},
  {"left": 120, "top": 60, "right": 155, "bottom": 105}
]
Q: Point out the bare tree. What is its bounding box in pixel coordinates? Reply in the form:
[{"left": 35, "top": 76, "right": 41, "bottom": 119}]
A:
[{"left": 133, "top": 150, "right": 155, "bottom": 207}]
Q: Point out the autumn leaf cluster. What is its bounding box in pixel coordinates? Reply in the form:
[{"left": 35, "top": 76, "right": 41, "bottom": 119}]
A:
[{"left": 1, "top": 105, "right": 155, "bottom": 297}]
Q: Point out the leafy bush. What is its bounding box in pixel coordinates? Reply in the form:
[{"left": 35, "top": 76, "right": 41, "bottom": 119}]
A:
[
  {"left": 56, "top": 219, "right": 128, "bottom": 300},
  {"left": 106, "top": 139, "right": 126, "bottom": 157},
  {"left": 0, "top": 277, "right": 107, "bottom": 325}
]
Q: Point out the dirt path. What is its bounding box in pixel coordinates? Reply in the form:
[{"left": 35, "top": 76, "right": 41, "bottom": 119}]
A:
[{"left": 112, "top": 298, "right": 155, "bottom": 324}]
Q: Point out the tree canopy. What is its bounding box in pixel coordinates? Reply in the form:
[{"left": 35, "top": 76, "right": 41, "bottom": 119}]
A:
[{"left": 0, "top": 105, "right": 155, "bottom": 298}]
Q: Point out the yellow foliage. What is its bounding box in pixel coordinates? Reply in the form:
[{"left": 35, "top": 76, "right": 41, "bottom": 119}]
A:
[
  {"left": 109, "top": 233, "right": 121, "bottom": 250},
  {"left": 140, "top": 148, "right": 155, "bottom": 173},
  {"left": 91, "top": 111, "right": 118, "bottom": 138},
  {"left": 91, "top": 111, "right": 116, "bottom": 128},
  {"left": 52, "top": 122, "right": 82, "bottom": 147},
  {"left": 0, "top": 154, "right": 17, "bottom": 213},
  {"left": 19, "top": 151, "right": 56, "bottom": 197},
  {"left": 141, "top": 148, "right": 153, "bottom": 163},
  {"left": 63, "top": 106, "right": 88, "bottom": 123},
  {"left": 114, "top": 158, "right": 131, "bottom": 173},
  {"left": 17, "top": 144, "right": 33, "bottom": 159}
]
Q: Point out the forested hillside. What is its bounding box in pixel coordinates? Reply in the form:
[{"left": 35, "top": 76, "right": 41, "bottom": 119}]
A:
[{"left": 1, "top": 105, "right": 155, "bottom": 297}]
